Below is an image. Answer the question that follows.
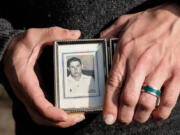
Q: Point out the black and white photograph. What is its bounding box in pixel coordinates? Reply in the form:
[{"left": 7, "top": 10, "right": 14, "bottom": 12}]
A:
[
  {"left": 64, "top": 55, "right": 98, "bottom": 98},
  {"left": 54, "top": 39, "right": 108, "bottom": 112}
]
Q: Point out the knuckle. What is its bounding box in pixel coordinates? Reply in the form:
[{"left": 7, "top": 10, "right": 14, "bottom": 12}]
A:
[
  {"left": 154, "top": 10, "right": 172, "bottom": 20},
  {"left": 24, "top": 28, "right": 37, "bottom": 42},
  {"left": 121, "top": 92, "right": 137, "bottom": 107},
  {"left": 48, "top": 26, "right": 69, "bottom": 38},
  {"left": 162, "top": 100, "right": 175, "bottom": 109},
  {"left": 138, "top": 101, "right": 154, "bottom": 111},
  {"left": 48, "top": 26, "right": 59, "bottom": 38},
  {"left": 115, "top": 15, "right": 128, "bottom": 25},
  {"left": 61, "top": 29, "right": 69, "bottom": 35},
  {"left": 106, "top": 74, "right": 122, "bottom": 90},
  {"left": 138, "top": 97, "right": 155, "bottom": 111}
]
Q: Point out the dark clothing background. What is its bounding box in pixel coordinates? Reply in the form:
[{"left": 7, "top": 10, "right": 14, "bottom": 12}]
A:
[{"left": 1, "top": 0, "right": 180, "bottom": 135}]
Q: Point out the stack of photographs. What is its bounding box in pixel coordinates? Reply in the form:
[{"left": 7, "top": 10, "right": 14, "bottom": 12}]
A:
[{"left": 54, "top": 38, "right": 119, "bottom": 112}]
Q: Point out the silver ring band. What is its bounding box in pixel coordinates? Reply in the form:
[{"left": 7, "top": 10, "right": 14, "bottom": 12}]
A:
[{"left": 142, "top": 85, "right": 161, "bottom": 107}]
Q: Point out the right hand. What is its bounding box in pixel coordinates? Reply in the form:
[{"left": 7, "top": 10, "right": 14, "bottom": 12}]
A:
[
  {"left": 3, "top": 26, "right": 85, "bottom": 128},
  {"left": 101, "top": 3, "right": 180, "bottom": 125}
]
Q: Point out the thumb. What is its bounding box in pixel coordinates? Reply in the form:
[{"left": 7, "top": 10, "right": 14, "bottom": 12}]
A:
[
  {"left": 24, "top": 27, "right": 81, "bottom": 66},
  {"left": 40, "top": 26, "right": 81, "bottom": 45}
]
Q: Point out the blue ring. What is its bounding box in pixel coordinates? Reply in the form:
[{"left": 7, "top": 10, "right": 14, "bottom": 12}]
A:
[{"left": 142, "top": 85, "right": 161, "bottom": 97}]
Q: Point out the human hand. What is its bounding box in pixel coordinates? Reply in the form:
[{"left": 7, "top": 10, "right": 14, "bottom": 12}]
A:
[
  {"left": 3, "top": 27, "right": 85, "bottom": 128},
  {"left": 101, "top": 3, "right": 180, "bottom": 124}
]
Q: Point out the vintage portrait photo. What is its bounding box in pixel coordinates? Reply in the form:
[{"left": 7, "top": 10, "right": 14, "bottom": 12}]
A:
[
  {"left": 64, "top": 54, "right": 99, "bottom": 98},
  {"left": 54, "top": 39, "right": 108, "bottom": 112}
]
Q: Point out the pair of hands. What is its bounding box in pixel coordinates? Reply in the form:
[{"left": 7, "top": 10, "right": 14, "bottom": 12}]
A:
[{"left": 3, "top": 3, "right": 180, "bottom": 128}]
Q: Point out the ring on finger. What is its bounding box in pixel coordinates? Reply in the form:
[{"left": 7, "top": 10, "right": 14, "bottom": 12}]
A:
[{"left": 142, "top": 85, "right": 161, "bottom": 107}]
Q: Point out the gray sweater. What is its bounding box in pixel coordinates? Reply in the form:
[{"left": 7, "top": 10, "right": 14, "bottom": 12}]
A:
[{"left": 1, "top": 0, "right": 180, "bottom": 135}]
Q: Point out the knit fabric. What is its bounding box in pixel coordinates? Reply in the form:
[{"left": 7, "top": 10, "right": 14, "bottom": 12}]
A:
[
  {"left": 0, "top": 19, "right": 24, "bottom": 61},
  {"left": 1, "top": 0, "right": 180, "bottom": 135},
  {"left": 0, "top": 18, "right": 13, "bottom": 61}
]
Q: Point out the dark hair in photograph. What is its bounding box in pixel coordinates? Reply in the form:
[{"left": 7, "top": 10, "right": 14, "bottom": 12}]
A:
[{"left": 67, "top": 57, "right": 82, "bottom": 67}]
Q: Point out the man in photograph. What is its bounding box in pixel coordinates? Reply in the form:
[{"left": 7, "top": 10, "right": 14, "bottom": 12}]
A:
[{"left": 66, "top": 57, "right": 96, "bottom": 97}]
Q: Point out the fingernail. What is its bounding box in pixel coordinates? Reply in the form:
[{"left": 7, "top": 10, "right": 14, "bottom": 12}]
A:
[
  {"left": 70, "top": 30, "right": 81, "bottom": 36},
  {"left": 104, "top": 114, "right": 115, "bottom": 125},
  {"left": 74, "top": 114, "right": 85, "bottom": 124}
]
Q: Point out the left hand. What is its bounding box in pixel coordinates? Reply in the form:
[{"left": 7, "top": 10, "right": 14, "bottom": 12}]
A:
[
  {"left": 3, "top": 27, "right": 84, "bottom": 128},
  {"left": 101, "top": 2, "right": 180, "bottom": 125}
]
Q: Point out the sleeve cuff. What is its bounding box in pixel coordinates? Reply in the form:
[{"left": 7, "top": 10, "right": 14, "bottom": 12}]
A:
[
  {"left": 0, "top": 19, "right": 24, "bottom": 98},
  {"left": 0, "top": 30, "right": 25, "bottom": 62},
  {"left": 0, "top": 18, "right": 25, "bottom": 62}
]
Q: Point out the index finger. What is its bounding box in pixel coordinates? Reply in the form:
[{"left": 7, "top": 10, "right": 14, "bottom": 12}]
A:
[
  {"left": 21, "top": 69, "right": 69, "bottom": 122},
  {"left": 103, "top": 42, "right": 127, "bottom": 125}
]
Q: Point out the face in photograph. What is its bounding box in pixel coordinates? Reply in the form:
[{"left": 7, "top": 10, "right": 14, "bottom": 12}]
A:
[
  {"left": 65, "top": 56, "right": 97, "bottom": 97},
  {"left": 67, "top": 57, "right": 82, "bottom": 81}
]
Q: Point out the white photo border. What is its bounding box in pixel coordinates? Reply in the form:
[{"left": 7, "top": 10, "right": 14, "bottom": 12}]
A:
[{"left": 54, "top": 39, "right": 108, "bottom": 112}]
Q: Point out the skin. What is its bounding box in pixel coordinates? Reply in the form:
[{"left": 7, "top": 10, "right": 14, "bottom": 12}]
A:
[
  {"left": 3, "top": 27, "right": 85, "bottom": 128},
  {"left": 3, "top": 2, "right": 180, "bottom": 129},
  {"left": 101, "top": 3, "right": 180, "bottom": 125},
  {"left": 68, "top": 61, "right": 82, "bottom": 81}
]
